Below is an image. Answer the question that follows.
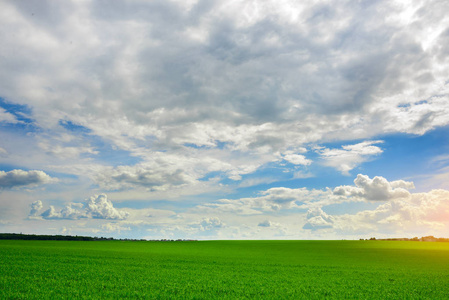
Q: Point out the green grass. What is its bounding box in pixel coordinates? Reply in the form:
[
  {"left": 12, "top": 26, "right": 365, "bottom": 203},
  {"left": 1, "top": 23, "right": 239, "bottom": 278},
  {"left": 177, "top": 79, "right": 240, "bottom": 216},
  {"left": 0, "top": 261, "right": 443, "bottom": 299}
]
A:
[{"left": 1, "top": 240, "right": 449, "bottom": 299}]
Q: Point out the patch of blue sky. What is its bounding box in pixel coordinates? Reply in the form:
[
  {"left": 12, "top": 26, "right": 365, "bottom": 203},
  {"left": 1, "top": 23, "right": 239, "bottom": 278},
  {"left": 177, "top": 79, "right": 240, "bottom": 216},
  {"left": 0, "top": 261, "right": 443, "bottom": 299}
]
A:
[
  {"left": 0, "top": 98, "right": 33, "bottom": 123},
  {"left": 183, "top": 143, "right": 209, "bottom": 149},
  {"left": 215, "top": 140, "right": 227, "bottom": 149},
  {"left": 363, "top": 125, "right": 449, "bottom": 190},
  {"left": 46, "top": 170, "right": 79, "bottom": 180},
  {"left": 225, "top": 127, "right": 449, "bottom": 196},
  {"left": 0, "top": 164, "right": 23, "bottom": 172},
  {"left": 93, "top": 142, "right": 142, "bottom": 166},
  {"left": 0, "top": 98, "right": 37, "bottom": 132},
  {"left": 59, "top": 120, "right": 92, "bottom": 133},
  {"left": 307, "top": 125, "right": 449, "bottom": 191}
]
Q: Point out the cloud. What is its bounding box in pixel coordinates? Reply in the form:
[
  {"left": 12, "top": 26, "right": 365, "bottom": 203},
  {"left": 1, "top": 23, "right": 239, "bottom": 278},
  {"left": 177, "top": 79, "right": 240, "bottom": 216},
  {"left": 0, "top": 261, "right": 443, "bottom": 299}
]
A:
[
  {"left": 0, "top": 107, "right": 17, "bottom": 123},
  {"left": 282, "top": 152, "right": 312, "bottom": 166},
  {"left": 0, "top": 147, "right": 8, "bottom": 157},
  {"left": 317, "top": 141, "right": 383, "bottom": 175},
  {"left": 333, "top": 174, "right": 413, "bottom": 201},
  {"left": 258, "top": 220, "right": 272, "bottom": 227},
  {"left": 0, "top": 0, "right": 447, "bottom": 193},
  {"left": 303, "top": 207, "right": 334, "bottom": 230},
  {"left": 0, "top": 169, "right": 56, "bottom": 189},
  {"left": 101, "top": 222, "right": 131, "bottom": 233},
  {"left": 199, "top": 217, "right": 224, "bottom": 231},
  {"left": 95, "top": 164, "right": 195, "bottom": 191},
  {"left": 29, "top": 200, "right": 43, "bottom": 216},
  {"left": 193, "top": 186, "right": 336, "bottom": 215},
  {"left": 35, "top": 194, "right": 128, "bottom": 220},
  {"left": 329, "top": 189, "right": 449, "bottom": 236}
]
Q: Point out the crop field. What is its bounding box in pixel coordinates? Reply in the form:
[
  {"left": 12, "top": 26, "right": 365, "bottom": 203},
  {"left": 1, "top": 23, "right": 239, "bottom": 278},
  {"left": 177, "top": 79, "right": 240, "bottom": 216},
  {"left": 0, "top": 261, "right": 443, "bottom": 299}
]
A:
[{"left": 1, "top": 240, "right": 449, "bottom": 299}]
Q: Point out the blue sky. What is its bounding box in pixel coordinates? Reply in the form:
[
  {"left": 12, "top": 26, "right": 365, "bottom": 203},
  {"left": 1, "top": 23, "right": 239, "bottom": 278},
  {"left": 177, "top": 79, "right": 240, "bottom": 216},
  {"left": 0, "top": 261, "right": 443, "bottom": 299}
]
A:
[{"left": 1, "top": 0, "right": 449, "bottom": 240}]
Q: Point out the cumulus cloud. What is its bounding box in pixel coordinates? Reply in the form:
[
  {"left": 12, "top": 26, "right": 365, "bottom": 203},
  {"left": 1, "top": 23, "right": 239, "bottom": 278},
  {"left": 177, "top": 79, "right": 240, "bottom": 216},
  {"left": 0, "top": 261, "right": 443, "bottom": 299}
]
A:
[
  {"left": 303, "top": 207, "right": 334, "bottom": 230},
  {"left": 333, "top": 174, "right": 414, "bottom": 201},
  {"left": 35, "top": 194, "right": 128, "bottom": 220},
  {"left": 329, "top": 189, "right": 449, "bottom": 236},
  {"left": 29, "top": 200, "right": 43, "bottom": 217},
  {"left": 0, "top": 169, "right": 56, "bottom": 189},
  {"left": 199, "top": 217, "right": 224, "bottom": 231},
  {"left": 317, "top": 141, "right": 383, "bottom": 175}
]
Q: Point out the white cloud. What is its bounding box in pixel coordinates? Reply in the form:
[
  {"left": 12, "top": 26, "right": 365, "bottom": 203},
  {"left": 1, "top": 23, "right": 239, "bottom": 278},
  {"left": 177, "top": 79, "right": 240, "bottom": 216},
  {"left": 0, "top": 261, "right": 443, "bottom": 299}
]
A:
[
  {"left": 36, "top": 194, "right": 128, "bottom": 220},
  {"left": 193, "top": 186, "right": 337, "bottom": 215},
  {"left": 282, "top": 153, "right": 312, "bottom": 166},
  {"left": 303, "top": 207, "right": 334, "bottom": 230},
  {"left": 0, "top": 108, "right": 17, "bottom": 123},
  {"left": 333, "top": 174, "right": 413, "bottom": 201},
  {"left": 38, "top": 140, "right": 98, "bottom": 160},
  {"left": 0, "top": 169, "right": 56, "bottom": 189},
  {"left": 101, "top": 222, "right": 131, "bottom": 233},
  {"left": 329, "top": 189, "right": 449, "bottom": 236},
  {"left": 199, "top": 217, "right": 224, "bottom": 231},
  {"left": 317, "top": 141, "right": 383, "bottom": 175}
]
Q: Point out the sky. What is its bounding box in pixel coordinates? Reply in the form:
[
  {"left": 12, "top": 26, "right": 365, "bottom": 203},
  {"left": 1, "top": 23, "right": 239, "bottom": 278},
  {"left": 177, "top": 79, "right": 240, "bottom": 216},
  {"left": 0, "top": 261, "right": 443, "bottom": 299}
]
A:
[{"left": 0, "top": 0, "right": 449, "bottom": 240}]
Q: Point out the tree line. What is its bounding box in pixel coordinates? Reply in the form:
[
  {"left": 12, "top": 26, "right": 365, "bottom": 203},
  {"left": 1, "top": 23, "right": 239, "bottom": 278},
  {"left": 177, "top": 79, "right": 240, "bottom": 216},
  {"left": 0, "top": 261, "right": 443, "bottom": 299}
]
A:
[
  {"left": 0, "top": 233, "right": 196, "bottom": 242},
  {"left": 361, "top": 236, "right": 449, "bottom": 242}
]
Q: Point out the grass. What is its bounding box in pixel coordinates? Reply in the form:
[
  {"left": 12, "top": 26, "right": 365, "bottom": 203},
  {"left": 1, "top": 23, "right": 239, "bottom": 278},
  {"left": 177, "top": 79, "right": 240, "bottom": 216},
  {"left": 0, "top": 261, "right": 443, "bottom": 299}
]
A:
[{"left": 1, "top": 240, "right": 449, "bottom": 299}]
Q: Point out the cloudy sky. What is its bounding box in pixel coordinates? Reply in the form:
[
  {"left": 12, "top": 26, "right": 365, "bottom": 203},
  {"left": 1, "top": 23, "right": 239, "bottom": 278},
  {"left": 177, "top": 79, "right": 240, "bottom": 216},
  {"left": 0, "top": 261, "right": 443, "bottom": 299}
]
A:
[{"left": 1, "top": 0, "right": 449, "bottom": 240}]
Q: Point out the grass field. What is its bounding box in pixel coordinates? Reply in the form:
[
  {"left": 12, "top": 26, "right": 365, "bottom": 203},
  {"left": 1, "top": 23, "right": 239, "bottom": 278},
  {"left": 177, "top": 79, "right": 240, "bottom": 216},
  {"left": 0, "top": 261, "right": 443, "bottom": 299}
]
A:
[{"left": 1, "top": 240, "right": 449, "bottom": 299}]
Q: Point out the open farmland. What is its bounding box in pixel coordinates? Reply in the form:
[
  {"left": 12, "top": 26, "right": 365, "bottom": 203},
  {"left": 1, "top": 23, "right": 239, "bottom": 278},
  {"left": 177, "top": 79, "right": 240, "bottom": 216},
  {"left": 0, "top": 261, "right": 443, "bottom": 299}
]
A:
[{"left": 1, "top": 240, "right": 449, "bottom": 299}]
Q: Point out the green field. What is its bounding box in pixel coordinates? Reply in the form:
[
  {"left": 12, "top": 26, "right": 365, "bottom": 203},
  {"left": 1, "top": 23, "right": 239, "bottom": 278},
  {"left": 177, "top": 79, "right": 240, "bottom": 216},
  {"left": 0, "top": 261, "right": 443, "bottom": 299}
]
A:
[{"left": 1, "top": 240, "right": 449, "bottom": 299}]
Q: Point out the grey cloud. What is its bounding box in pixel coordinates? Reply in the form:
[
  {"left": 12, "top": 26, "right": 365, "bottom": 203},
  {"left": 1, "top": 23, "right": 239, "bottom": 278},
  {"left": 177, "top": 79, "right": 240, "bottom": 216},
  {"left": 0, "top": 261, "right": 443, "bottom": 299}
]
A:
[
  {"left": 0, "top": 169, "right": 56, "bottom": 189},
  {"left": 1, "top": 0, "right": 448, "bottom": 192},
  {"left": 94, "top": 163, "right": 196, "bottom": 191},
  {"left": 3, "top": 0, "right": 448, "bottom": 126},
  {"left": 258, "top": 220, "right": 272, "bottom": 227}
]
